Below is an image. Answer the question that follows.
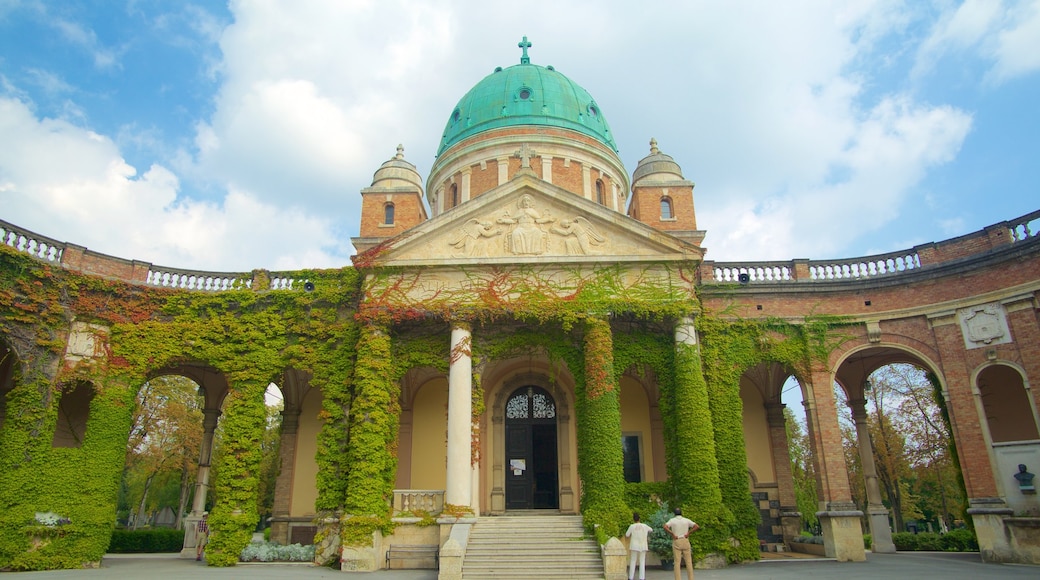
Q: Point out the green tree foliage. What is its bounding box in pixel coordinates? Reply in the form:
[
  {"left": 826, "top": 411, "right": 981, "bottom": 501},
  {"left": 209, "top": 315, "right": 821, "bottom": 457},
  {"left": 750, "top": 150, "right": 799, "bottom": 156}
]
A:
[
  {"left": 783, "top": 406, "right": 818, "bottom": 530},
  {"left": 123, "top": 375, "right": 203, "bottom": 530},
  {"left": 835, "top": 364, "right": 963, "bottom": 533}
]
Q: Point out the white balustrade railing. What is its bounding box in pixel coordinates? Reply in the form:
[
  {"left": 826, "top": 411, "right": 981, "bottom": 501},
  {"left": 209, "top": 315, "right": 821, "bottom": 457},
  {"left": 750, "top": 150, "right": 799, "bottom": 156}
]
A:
[
  {"left": 0, "top": 219, "right": 65, "bottom": 263},
  {"left": 1009, "top": 209, "right": 1040, "bottom": 242},
  {"left": 392, "top": 489, "right": 445, "bottom": 516},
  {"left": 713, "top": 263, "right": 792, "bottom": 283},
  {"left": 145, "top": 267, "right": 251, "bottom": 291},
  {"left": 807, "top": 251, "right": 921, "bottom": 280}
]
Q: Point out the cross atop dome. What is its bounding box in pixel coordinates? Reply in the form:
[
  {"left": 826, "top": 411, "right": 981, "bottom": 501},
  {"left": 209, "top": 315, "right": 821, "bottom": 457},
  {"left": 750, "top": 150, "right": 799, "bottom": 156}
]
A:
[{"left": 518, "top": 36, "right": 532, "bottom": 64}]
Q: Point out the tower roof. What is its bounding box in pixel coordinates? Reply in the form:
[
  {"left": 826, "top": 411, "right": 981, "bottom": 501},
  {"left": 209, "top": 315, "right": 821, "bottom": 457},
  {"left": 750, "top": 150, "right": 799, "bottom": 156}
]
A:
[
  {"left": 436, "top": 36, "right": 617, "bottom": 156},
  {"left": 632, "top": 138, "right": 686, "bottom": 185}
]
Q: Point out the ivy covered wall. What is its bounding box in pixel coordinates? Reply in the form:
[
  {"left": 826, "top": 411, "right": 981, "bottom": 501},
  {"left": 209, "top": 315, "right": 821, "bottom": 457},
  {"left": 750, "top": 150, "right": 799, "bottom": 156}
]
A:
[{"left": 1, "top": 241, "right": 855, "bottom": 570}]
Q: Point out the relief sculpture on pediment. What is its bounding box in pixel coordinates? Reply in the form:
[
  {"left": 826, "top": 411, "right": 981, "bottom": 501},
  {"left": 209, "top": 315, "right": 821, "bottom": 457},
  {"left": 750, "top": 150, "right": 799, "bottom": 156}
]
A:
[
  {"left": 497, "top": 194, "right": 555, "bottom": 255},
  {"left": 446, "top": 194, "right": 609, "bottom": 258}
]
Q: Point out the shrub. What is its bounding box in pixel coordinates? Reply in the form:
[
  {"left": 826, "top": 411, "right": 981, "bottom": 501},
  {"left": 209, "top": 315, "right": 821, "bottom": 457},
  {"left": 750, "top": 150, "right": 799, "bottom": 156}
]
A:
[
  {"left": 646, "top": 504, "right": 675, "bottom": 560},
  {"left": 863, "top": 534, "right": 871, "bottom": 549},
  {"left": 893, "top": 531, "right": 977, "bottom": 552},
  {"left": 239, "top": 541, "right": 315, "bottom": 562},
  {"left": 940, "top": 529, "right": 978, "bottom": 552},
  {"left": 108, "top": 528, "right": 185, "bottom": 553}
]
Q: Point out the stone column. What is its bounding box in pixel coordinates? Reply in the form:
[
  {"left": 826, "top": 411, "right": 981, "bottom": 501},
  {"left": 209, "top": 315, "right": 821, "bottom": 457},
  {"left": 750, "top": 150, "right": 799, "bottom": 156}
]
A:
[
  {"left": 849, "top": 397, "right": 895, "bottom": 552},
  {"left": 461, "top": 168, "right": 471, "bottom": 203},
  {"left": 765, "top": 403, "right": 802, "bottom": 542},
  {"left": 181, "top": 408, "right": 221, "bottom": 557},
  {"left": 804, "top": 368, "right": 865, "bottom": 562},
  {"left": 541, "top": 155, "right": 553, "bottom": 184},
  {"left": 446, "top": 322, "right": 473, "bottom": 509},
  {"left": 269, "top": 409, "right": 301, "bottom": 545}
]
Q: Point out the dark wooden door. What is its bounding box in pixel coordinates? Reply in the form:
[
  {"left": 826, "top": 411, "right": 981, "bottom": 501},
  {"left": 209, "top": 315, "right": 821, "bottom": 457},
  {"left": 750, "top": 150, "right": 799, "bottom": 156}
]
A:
[
  {"left": 504, "top": 386, "right": 558, "bottom": 510},
  {"left": 505, "top": 423, "right": 532, "bottom": 509}
]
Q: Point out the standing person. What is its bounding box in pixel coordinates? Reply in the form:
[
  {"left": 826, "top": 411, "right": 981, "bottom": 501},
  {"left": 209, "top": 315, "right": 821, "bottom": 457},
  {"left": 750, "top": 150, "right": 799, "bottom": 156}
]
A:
[
  {"left": 624, "top": 513, "right": 654, "bottom": 580},
  {"left": 664, "top": 507, "right": 699, "bottom": 580},
  {"left": 195, "top": 513, "right": 209, "bottom": 561}
]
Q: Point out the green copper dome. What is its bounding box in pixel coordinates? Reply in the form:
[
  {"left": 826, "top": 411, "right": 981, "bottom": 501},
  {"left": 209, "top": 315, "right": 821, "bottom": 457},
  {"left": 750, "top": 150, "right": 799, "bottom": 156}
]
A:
[{"left": 437, "top": 37, "right": 617, "bottom": 156}]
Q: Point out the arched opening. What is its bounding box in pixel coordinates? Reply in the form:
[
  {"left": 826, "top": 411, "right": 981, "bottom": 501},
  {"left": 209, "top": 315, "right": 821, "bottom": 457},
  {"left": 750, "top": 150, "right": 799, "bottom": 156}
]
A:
[
  {"left": 595, "top": 179, "right": 605, "bottom": 205},
  {"left": 660, "top": 196, "right": 673, "bottom": 220},
  {"left": 978, "top": 364, "right": 1039, "bottom": 443},
  {"left": 505, "top": 385, "right": 558, "bottom": 509},
  {"left": 52, "top": 380, "right": 94, "bottom": 448},
  {"left": 122, "top": 374, "right": 205, "bottom": 530},
  {"left": 0, "top": 340, "right": 17, "bottom": 431},
  {"left": 384, "top": 202, "right": 395, "bottom": 225},
  {"left": 450, "top": 184, "right": 459, "bottom": 209}
]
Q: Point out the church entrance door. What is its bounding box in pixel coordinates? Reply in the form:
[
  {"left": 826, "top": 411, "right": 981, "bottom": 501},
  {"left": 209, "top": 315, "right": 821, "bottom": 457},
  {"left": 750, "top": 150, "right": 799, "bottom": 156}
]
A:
[{"left": 504, "top": 386, "right": 559, "bottom": 510}]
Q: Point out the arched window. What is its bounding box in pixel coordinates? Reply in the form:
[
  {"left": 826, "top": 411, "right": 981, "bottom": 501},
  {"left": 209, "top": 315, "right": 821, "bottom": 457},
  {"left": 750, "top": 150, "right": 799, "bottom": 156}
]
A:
[
  {"left": 450, "top": 184, "right": 459, "bottom": 208},
  {"left": 661, "top": 197, "right": 673, "bottom": 220},
  {"left": 384, "top": 203, "right": 395, "bottom": 225},
  {"left": 596, "top": 180, "right": 605, "bottom": 205}
]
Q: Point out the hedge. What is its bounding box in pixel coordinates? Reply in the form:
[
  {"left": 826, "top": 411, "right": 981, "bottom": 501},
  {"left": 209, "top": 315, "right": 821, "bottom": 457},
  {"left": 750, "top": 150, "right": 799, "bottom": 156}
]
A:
[
  {"left": 892, "top": 529, "right": 977, "bottom": 552},
  {"left": 108, "top": 528, "right": 185, "bottom": 553}
]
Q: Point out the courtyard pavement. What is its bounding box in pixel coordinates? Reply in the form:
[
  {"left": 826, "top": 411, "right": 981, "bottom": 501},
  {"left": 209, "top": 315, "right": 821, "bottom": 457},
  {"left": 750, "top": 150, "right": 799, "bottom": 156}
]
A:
[{"left": 6, "top": 551, "right": 1038, "bottom": 580}]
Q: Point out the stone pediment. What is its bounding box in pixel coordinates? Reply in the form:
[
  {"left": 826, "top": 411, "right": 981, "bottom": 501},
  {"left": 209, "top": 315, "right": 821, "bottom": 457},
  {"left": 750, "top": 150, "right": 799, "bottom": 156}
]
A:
[{"left": 356, "top": 172, "right": 704, "bottom": 268}]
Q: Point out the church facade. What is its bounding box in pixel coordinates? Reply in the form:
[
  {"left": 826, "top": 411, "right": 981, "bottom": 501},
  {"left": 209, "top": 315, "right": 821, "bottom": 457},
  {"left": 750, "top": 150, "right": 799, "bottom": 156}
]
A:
[{"left": 1, "top": 40, "right": 1039, "bottom": 572}]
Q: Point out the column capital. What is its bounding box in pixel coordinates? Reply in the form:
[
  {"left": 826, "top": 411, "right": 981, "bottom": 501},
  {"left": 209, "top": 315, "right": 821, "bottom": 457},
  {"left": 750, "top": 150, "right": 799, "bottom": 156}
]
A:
[
  {"left": 765, "top": 402, "right": 787, "bottom": 426},
  {"left": 202, "top": 408, "right": 222, "bottom": 431},
  {"left": 848, "top": 397, "right": 869, "bottom": 422},
  {"left": 280, "top": 409, "right": 302, "bottom": 434}
]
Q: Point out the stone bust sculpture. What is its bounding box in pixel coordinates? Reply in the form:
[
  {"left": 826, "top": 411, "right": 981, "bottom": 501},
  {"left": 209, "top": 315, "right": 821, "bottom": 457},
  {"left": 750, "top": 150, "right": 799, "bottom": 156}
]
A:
[{"left": 1014, "top": 463, "right": 1035, "bottom": 493}]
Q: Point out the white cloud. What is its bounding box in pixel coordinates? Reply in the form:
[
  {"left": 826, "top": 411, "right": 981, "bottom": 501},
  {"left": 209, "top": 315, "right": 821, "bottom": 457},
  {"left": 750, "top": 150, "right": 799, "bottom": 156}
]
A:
[
  {"left": 0, "top": 96, "right": 346, "bottom": 270},
  {"left": 914, "top": 0, "right": 1040, "bottom": 84},
  {"left": 2, "top": 0, "right": 1001, "bottom": 271}
]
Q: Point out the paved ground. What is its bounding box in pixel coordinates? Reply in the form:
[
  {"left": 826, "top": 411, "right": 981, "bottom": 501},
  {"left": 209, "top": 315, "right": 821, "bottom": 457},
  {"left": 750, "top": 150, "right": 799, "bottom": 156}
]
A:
[{"left": 8, "top": 551, "right": 1038, "bottom": 580}]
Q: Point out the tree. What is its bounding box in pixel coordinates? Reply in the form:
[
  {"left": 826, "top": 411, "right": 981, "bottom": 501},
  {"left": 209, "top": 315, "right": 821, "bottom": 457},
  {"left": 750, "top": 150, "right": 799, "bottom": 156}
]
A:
[
  {"left": 784, "top": 406, "right": 819, "bottom": 531},
  {"left": 123, "top": 375, "right": 203, "bottom": 529}
]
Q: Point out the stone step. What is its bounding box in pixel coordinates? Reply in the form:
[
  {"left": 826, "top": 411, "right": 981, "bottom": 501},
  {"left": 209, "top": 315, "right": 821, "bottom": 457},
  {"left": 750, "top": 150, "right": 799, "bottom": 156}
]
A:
[{"left": 462, "top": 514, "right": 604, "bottom": 580}]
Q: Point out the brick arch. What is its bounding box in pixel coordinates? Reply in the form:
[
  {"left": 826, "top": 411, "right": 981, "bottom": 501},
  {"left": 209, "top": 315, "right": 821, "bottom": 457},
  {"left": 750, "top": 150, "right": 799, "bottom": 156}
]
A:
[{"left": 833, "top": 343, "right": 944, "bottom": 401}]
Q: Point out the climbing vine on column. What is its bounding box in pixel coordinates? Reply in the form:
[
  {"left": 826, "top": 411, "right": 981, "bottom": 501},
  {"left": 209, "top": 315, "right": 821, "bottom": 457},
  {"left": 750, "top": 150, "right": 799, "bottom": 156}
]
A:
[{"left": 575, "top": 318, "right": 629, "bottom": 541}]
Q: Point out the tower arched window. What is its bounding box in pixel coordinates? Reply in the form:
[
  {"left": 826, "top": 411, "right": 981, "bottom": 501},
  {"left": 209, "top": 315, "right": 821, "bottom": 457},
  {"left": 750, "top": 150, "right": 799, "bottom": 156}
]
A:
[
  {"left": 384, "top": 202, "right": 395, "bottom": 225},
  {"left": 596, "top": 180, "right": 605, "bottom": 205},
  {"left": 450, "top": 184, "right": 459, "bottom": 208},
  {"left": 661, "top": 197, "right": 673, "bottom": 220}
]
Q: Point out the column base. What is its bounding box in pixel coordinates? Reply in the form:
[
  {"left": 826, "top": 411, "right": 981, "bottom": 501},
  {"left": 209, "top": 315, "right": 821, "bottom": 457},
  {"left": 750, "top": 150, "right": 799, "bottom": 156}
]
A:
[
  {"left": 968, "top": 498, "right": 1015, "bottom": 563},
  {"left": 816, "top": 508, "right": 866, "bottom": 561},
  {"left": 779, "top": 510, "right": 802, "bottom": 544},
  {"left": 866, "top": 507, "right": 895, "bottom": 553}
]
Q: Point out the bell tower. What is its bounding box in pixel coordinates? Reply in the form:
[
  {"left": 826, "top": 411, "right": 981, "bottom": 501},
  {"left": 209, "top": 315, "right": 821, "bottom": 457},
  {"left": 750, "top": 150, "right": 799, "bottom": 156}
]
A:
[
  {"left": 628, "top": 138, "right": 704, "bottom": 246},
  {"left": 354, "top": 145, "right": 428, "bottom": 253}
]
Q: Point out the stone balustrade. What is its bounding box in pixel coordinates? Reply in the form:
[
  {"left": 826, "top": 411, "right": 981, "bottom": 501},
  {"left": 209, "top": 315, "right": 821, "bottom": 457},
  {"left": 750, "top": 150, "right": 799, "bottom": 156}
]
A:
[
  {"left": 392, "top": 489, "right": 444, "bottom": 515},
  {"left": 6, "top": 209, "right": 1040, "bottom": 291},
  {"left": 0, "top": 219, "right": 65, "bottom": 263},
  {"left": 1008, "top": 208, "right": 1040, "bottom": 242},
  {"left": 807, "top": 249, "right": 921, "bottom": 280},
  {"left": 146, "top": 266, "right": 252, "bottom": 291}
]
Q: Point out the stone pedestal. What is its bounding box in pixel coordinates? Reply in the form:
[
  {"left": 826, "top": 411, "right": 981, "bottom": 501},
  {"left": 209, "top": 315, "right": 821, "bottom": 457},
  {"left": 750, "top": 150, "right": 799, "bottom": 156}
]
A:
[
  {"left": 179, "top": 513, "right": 201, "bottom": 559},
  {"left": 867, "top": 507, "right": 895, "bottom": 553},
  {"left": 817, "top": 508, "right": 866, "bottom": 562},
  {"left": 340, "top": 529, "right": 381, "bottom": 571},
  {"left": 968, "top": 499, "right": 1014, "bottom": 563},
  {"left": 779, "top": 510, "right": 802, "bottom": 544},
  {"left": 602, "top": 537, "right": 627, "bottom": 580}
]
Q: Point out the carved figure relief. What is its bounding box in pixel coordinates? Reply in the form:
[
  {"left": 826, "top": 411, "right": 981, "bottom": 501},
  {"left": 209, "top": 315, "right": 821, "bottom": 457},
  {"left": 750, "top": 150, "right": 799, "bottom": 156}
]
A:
[
  {"left": 443, "top": 193, "right": 612, "bottom": 257},
  {"left": 497, "top": 194, "right": 555, "bottom": 255},
  {"left": 449, "top": 219, "right": 502, "bottom": 257},
  {"left": 552, "top": 217, "right": 605, "bottom": 255},
  {"left": 958, "top": 302, "right": 1012, "bottom": 349}
]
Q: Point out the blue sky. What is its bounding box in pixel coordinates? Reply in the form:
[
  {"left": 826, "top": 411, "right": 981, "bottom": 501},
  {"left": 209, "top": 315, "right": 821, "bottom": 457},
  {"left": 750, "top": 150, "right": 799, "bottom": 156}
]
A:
[{"left": 1, "top": 0, "right": 1038, "bottom": 272}]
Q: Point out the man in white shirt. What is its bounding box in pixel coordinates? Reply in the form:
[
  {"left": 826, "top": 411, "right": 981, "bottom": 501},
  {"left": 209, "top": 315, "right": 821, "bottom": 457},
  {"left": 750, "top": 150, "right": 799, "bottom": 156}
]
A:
[
  {"left": 624, "top": 512, "right": 654, "bottom": 580},
  {"left": 664, "top": 507, "right": 699, "bottom": 580}
]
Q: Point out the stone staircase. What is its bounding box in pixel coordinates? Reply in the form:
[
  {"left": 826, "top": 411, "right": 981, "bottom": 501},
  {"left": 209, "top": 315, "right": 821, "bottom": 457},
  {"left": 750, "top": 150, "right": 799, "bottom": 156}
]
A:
[{"left": 462, "top": 513, "right": 604, "bottom": 579}]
